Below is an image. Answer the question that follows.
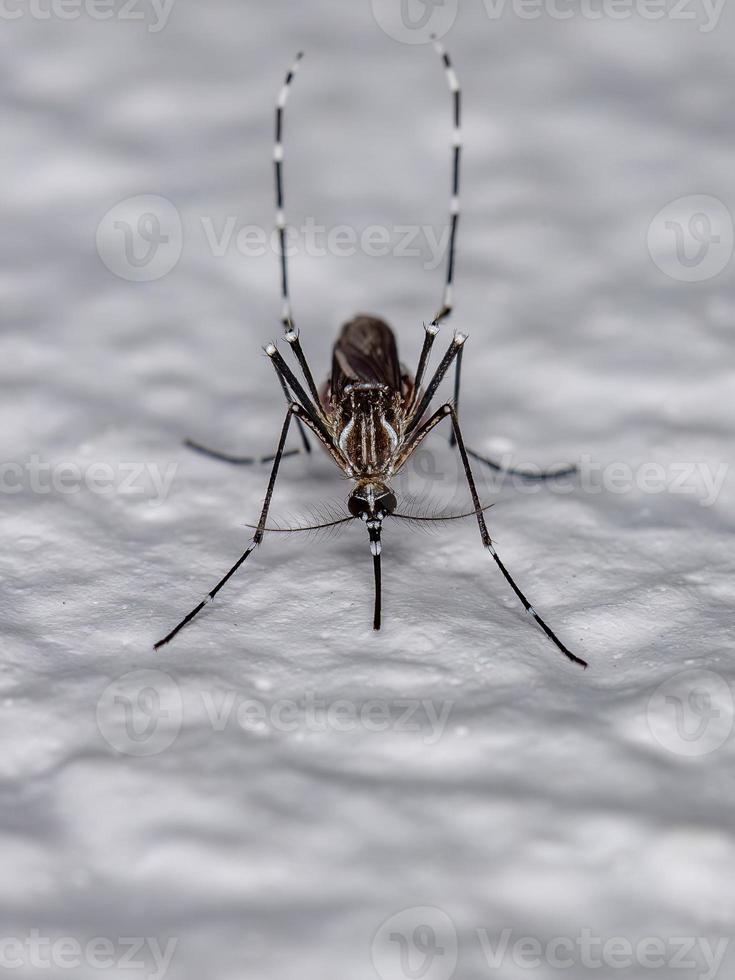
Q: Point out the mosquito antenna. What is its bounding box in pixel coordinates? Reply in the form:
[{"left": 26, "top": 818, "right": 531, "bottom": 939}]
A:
[
  {"left": 431, "top": 35, "right": 461, "bottom": 328},
  {"left": 244, "top": 515, "right": 356, "bottom": 534},
  {"left": 392, "top": 502, "right": 495, "bottom": 522}
]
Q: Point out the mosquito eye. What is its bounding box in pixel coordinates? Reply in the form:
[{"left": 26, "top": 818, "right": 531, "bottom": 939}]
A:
[
  {"left": 379, "top": 491, "right": 397, "bottom": 516},
  {"left": 348, "top": 494, "right": 368, "bottom": 519}
]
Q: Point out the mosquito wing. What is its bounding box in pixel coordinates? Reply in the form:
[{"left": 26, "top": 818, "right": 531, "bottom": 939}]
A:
[{"left": 330, "top": 315, "right": 402, "bottom": 396}]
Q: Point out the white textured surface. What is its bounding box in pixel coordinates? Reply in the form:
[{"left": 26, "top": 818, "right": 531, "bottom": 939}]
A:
[{"left": 2, "top": 3, "right": 735, "bottom": 979}]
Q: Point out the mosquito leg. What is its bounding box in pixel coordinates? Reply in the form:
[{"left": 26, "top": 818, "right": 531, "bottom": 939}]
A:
[
  {"left": 437, "top": 349, "right": 575, "bottom": 478},
  {"left": 430, "top": 36, "right": 461, "bottom": 330},
  {"left": 426, "top": 36, "right": 463, "bottom": 442},
  {"left": 408, "top": 322, "right": 440, "bottom": 415},
  {"left": 184, "top": 359, "right": 310, "bottom": 463},
  {"left": 274, "top": 51, "right": 303, "bottom": 331},
  {"left": 465, "top": 448, "right": 577, "bottom": 480},
  {"left": 429, "top": 38, "right": 572, "bottom": 468},
  {"left": 265, "top": 344, "right": 333, "bottom": 446},
  {"left": 448, "top": 342, "right": 463, "bottom": 447},
  {"left": 271, "top": 52, "right": 312, "bottom": 455},
  {"left": 189, "top": 53, "right": 310, "bottom": 466},
  {"left": 154, "top": 404, "right": 298, "bottom": 650},
  {"left": 184, "top": 439, "right": 302, "bottom": 466},
  {"left": 403, "top": 403, "right": 587, "bottom": 667},
  {"left": 275, "top": 367, "right": 311, "bottom": 453},
  {"left": 446, "top": 405, "right": 586, "bottom": 667},
  {"left": 406, "top": 332, "right": 467, "bottom": 434},
  {"left": 392, "top": 399, "right": 454, "bottom": 472},
  {"left": 284, "top": 329, "right": 323, "bottom": 407}
]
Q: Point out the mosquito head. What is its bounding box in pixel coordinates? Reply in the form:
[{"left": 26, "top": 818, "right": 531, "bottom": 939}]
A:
[{"left": 348, "top": 481, "right": 397, "bottom": 522}]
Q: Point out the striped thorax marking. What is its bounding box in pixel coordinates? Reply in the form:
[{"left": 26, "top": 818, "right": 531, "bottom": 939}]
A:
[{"left": 336, "top": 384, "right": 401, "bottom": 475}]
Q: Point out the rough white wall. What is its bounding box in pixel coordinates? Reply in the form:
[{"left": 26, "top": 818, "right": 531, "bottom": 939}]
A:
[{"left": 1, "top": 1, "right": 734, "bottom": 978}]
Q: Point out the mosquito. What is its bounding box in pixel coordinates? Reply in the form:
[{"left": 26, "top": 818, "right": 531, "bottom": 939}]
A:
[{"left": 154, "top": 40, "right": 587, "bottom": 668}]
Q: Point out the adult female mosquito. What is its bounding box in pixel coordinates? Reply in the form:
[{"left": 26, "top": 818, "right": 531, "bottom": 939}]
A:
[{"left": 155, "top": 40, "right": 587, "bottom": 668}]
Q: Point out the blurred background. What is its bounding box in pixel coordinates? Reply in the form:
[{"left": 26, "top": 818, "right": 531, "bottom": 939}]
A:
[{"left": 1, "top": 1, "right": 735, "bottom": 978}]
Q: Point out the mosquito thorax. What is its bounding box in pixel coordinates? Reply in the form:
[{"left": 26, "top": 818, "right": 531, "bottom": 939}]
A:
[
  {"left": 335, "top": 383, "right": 402, "bottom": 477},
  {"left": 348, "top": 482, "right": 397, "bottom": 521},
  {"left": 337, "top": 382, "right": 398, "bottom": 417}
]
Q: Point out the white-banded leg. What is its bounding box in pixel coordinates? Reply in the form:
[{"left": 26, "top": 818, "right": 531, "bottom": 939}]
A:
[
  {"left": 430, "top": 36, "right": 464, "bottom": 446},
  {"left": 404, "top": 331, "right": 577, "bottom": 478},
  {"left": 183, "top": 337, "right": 311, "bottom": 462},
  {"left": 273, "top": 51, "right": 312, "bottom": 453},
  {"left": 284, "top": 328, "right": 322, "bottom": 407},
  {"left": 409, "top": 322, "right": 440, "bottom": 414},
  {"left": 184, "top": 53, "right": 312, "bottom": 463},
  {"left": 264, "top": 343, "right": 334, "bottom": 448},
  {"left": 406, "top": 331, "right": 467, "bottom": 436},
  {"left": 431, "top": 36, "right": 461, "bottom": 330},
  {"left": 155, "top": 403, "right": 300, "bottom": 649},
  {"left": 274, "top": 51, "right": 303, "bottom": 332},
  {"left": 405, "top": 403, "right": 587, "bottom": 668},
  {"left": 427, "top": 43, "right": 576, "bottom": 475}
]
